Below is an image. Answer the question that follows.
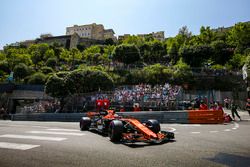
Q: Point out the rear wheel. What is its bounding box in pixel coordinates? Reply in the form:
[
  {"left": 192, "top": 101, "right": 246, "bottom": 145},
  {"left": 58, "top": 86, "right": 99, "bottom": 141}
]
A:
[
  {"left": 80, "top": 117, "right": 91, "bottom": 131},
  {"left": 108, "top": 120, "right": 123, "bottom": 142},
  {"left": 146, "top": 119, "right": 160, "bottom": 134}
]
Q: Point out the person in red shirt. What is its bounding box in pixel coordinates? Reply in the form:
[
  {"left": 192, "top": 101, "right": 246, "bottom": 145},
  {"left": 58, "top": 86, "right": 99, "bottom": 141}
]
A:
[
  {"left": 103, "top": 98, "right": 110, "bottom": 110},
  {"left": 199, "top": 101, "right": 208, "bottom": 110},
  {"left": 119, "top": 106, "right": 125, "bottom": 112},
  {"left": 96, "top": 98, "right": 103, "bottom": 112},
  {"left": 133, "top": 104, "right": 141, "bottom": 112}
]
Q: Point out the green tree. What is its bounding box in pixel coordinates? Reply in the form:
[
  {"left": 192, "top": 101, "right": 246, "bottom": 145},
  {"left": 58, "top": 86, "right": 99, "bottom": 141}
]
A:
[
  {"left": 13, "top": 63, "right": 29, "bottom": 81},
  {"left": 104, "top": 38, "right": 115, "bottom": 45},
  {"left": 150, "top": 41, "right": 167, "bottom": 63},
  {"left": 31, "top": 50, "right": 42, "bottom": 69},
  {"left": 199, "top": 26, "right": 215, "bottom": 44},
  {"left": 76, "top": 42, "right": 86, "bottom": 52},
  {"left": 40, "top": 66, "right": 54, "bottom": 74},
  {"left": 0, "top": 52, "right": 6, "bottom": 61},
  {"left": 27, "top": 72, "right": 47, "bottom": 85},
  {"left": 44, "top": 49, "right": 55, "bottom": 60},
  {"left": 176, "top": 26, "right": 192, "bottom": 46},
  {"left": 45, "top": 72, "right": 69, "bottom": 112},
  {"left": 227, "top": 22, "right": 250, "bottom": 53},
  {"left": 167, "top": 38, "right": 179, "bottom": 64},
  {"left": 143, "top": 64, "right": 174, "bottom": 85},
  {"left": 112, "top": 44, "right": 141, "bottom": 66},
  {"left": 173, "top": 58, "right": 193, "bottom": 84},
  {"left": 122, "top": 35, "right": 145, "bottom": 46},
  {"left": 226, "top": 54, "right": 246, "bottom": 70},
  {"left": 65, "top": 69, "right": 114, "bottom": 94},
  {"left": 211, "top": 40, "right": 233, "bottom": 65},
  {"left": 46, "top": 57, "right": 57, "bottom": 68},
  {"left": 83, "top": 45, "right": 101, "bottom": 65},
  {"left": 179, "top": 45, "right": 213, "bottom": 67},
  {"left": 0, "top": 61, "right": 10, "bottom": 73}
]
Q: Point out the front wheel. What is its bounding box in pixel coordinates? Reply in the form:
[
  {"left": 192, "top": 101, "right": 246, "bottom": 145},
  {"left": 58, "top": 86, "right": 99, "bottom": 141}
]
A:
[
  {"left": 80, "top": 117, "right": 91, "bottom": 131},
  {"left": 145, "top": 119, "right": 160, "bottom": 134},
  {"left": 108, "top": 120, "right": 123, "bottom": 142}
]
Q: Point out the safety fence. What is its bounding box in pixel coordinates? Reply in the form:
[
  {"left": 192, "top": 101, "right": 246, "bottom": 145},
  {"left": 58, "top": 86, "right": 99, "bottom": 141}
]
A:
[{"left": 11, "top": 110, "right": 224, "bottom": 124}]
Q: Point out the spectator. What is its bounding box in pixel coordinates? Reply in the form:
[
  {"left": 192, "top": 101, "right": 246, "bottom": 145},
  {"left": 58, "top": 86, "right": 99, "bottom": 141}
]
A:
[
  {"left": 133, "top": 104, "right": 141, "bottom": 112},
  {"left": 96, "top": 97, "right": 103, "bottom": 112},
  {"left": 246, "top": 98, "right": 250, "bottom": 116},
  {"left": 224, "top": 97, "right": 230, "bottom": 109},
  {"left": 119, "top": 106, "right": 125, "bottom": 112},
  {"left": 199, "top": 101, "right": 208, "bottom": 110},
  {"left": 231, "top": 102, "right": 241, "bottom": 121},
  {"left": 103, "top": 98, "right": 110, "bottom": 110}
]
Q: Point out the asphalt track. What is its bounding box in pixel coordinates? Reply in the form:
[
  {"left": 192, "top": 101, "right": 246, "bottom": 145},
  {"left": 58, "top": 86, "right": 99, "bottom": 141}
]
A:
[{"left": 0, "top": 111, "right": 249, "bottom": 167}]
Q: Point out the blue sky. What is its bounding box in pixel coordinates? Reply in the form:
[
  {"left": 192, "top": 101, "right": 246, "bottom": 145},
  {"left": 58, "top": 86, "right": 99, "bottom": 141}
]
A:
[{"left": 0, "top": 0, "right": 249, "bottom": 49}]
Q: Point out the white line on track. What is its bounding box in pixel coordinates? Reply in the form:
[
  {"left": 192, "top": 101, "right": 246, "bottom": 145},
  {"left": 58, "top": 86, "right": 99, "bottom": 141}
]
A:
[
  {"left": 209, "top": 131, "right": 219, "bottom": 133},
  {"left": 46, "top": 128, "right": 79, "bottom": 132},
  {"left": 0, "top": 124, "right": 49, "bottom": 129},
  {"left": 27, "top": 131, "right": 84, "bottom": 136},
  {"left": 191, "top": 132, "right": 201, "bottom": 134},
  {"left": 234, "top": 122, "right": 239, "bottom": 129},
  {"left": 224, "top": 129, "right": 231, "bottom": 132},
  {"left": 0, "top": 142, "right": 40, "bottom": 150},
  {"left": 31, "top": 126, "right": 50, "bottom": 128},
  {"left": 0, "top": 134, "right": 66, "bottom": 141}
]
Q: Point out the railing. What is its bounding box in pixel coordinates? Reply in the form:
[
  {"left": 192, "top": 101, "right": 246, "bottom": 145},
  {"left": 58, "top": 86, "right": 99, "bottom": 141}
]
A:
[
  {"left": 11, "top": 110, "right": 224, "bottom": 124},
  {"left": 0, "top": 84, "right": 44, "bottom": 92}
]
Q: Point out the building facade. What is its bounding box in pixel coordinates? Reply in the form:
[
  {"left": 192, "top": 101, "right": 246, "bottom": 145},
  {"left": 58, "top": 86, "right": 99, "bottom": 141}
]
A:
[
  {"left": 66, "top": 23, "right": 116, "bottom": 41},
  {"left": 19, "top": 33, "right": 105, "bottom": 49}
]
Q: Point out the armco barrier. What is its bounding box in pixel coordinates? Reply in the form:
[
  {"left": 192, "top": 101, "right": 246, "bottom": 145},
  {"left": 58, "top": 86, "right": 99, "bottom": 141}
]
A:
[
  {"left": 11, "top": 110, "right": 223, "bottom": 124},
  {"left": 11, "top": 111, "right": 189, "bottom": 123}
]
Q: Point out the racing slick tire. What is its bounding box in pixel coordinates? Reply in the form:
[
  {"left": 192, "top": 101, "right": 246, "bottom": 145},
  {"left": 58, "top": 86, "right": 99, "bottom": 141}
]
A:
[
  {"left": 108, "top": 120, "right": 123, "bottom": 142},
  {"left": 146, "top": 119, "right": 161, "bottom": 134},
  {"left": 80, "top": 117, "right": 91, "bottom": 131}
]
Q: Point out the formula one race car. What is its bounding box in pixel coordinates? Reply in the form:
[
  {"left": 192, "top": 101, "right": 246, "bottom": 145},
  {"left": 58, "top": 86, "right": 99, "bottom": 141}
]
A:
[{"left": 80, "top": 110, "right": 174, "bottom": 143}]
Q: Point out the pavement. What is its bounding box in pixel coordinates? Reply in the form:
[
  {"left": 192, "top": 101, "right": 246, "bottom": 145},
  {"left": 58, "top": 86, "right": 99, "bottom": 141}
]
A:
[{"left": 0, "top": 111, "right": 249, "bottom": 167}]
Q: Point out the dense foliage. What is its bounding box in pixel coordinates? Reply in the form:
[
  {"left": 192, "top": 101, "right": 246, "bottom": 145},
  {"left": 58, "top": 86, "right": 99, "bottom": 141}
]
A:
[{"left": 1, "top": 21, "right": 249, "bottom": 91}]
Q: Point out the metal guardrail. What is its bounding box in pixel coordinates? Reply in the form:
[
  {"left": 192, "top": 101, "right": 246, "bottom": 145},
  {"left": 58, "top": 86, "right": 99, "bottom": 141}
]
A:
[
  {"left": 0, "top": 84, "right": 44, "bottom": 92},
  {"left": 11, "top": 110, "right": 223, "bottom": 124},
  {"left": 11, "top": 111, "right": 189, "bottom": 123}
]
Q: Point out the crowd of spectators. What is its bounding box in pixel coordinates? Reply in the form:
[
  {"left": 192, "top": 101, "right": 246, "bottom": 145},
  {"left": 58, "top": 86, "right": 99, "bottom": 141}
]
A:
[{"left": 112, "top": 83, "right": 181, "bottom": 105}]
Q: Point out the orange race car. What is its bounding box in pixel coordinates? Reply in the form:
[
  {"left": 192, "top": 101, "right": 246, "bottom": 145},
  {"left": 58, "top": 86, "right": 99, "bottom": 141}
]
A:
[{"left": 80, "top": 110, "right": 174, "bottom": 143}]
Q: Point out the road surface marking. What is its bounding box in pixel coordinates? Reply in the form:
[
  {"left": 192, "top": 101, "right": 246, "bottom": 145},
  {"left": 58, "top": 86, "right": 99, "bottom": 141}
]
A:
[
  {"left": 47, "top": 128, "right": 79, "bottom": 132},
  {"left": 191, "top": 132, "right": 201, "bottom": 134},
  {"left": 0, "top": 134, "right": 66, "bottom": 141},
  {"left": 27, "top": 131, "right": 84, "bottom": 136},
  {"left": 234, "top": 122, "right": 239, "bottom": 129},
  {"left": 224, "top": 129, "right": 231, "bottom": 132},
  {"left": 179, "top": 124, "right": 201, "bottom": 127},
  {"left": 232, "top": 128, "right": 237, "bottom": 130},
  {"left": 163, "top": 127, "right": 176, "bottom": 132},
  {"left": 32, "top": 126, "right": 50, "bottom": 128},
  {"left": 209, "top": 131, "right": 218, "bottom": 133},
  {"left": 0, "top": 142, "right": 40, "bottom": 150}
]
